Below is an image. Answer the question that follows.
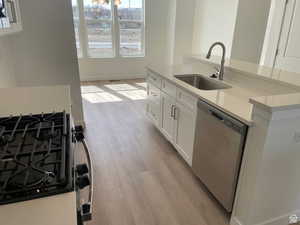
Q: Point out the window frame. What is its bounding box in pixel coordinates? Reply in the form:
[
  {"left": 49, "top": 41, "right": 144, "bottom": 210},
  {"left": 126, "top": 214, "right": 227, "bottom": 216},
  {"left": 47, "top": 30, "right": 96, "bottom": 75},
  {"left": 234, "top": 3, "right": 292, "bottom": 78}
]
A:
[{"left": 74, "top": 0, "right": 145, "bottom": 59}]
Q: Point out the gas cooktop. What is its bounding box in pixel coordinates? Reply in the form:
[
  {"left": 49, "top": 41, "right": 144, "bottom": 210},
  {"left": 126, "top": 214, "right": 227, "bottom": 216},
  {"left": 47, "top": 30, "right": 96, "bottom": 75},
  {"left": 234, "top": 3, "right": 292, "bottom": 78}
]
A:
[{"left": 0, "top": 112, "right": 74, "bottom": 205}]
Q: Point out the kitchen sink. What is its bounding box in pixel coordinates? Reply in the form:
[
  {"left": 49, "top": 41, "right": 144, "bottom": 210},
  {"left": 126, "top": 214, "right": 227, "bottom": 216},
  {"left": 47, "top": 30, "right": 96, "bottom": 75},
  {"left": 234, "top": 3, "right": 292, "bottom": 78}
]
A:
[{"left": 174, "top": 74, "right": 232, "bottom": 90}]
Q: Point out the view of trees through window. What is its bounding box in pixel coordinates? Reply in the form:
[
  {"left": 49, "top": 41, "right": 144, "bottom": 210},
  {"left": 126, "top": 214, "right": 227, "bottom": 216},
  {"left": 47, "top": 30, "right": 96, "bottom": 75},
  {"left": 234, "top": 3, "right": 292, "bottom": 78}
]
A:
[{"left": 72, "top": 0, "right": 144, "bottom": 58}]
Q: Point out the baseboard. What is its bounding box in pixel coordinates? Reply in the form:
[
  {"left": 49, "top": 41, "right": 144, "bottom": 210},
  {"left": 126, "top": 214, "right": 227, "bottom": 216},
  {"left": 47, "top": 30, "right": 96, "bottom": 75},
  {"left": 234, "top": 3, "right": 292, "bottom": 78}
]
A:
[
  {"left": 231, "top": 210, "right": 300, "bottom": 225},
  {"left": 80, "top": 73, "right": 146, "bottom": 81},
  {"left": 255, "top": 210, "right": 300, "bottom": 225}
]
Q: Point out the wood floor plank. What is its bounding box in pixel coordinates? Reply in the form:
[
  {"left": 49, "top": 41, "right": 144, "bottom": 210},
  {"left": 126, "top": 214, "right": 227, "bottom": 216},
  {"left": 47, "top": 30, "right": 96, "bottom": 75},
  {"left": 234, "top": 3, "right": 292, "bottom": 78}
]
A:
[
  {"left": 80, "top": 79, "right": 229, "bottom": 225},
  {"left": 135, "top": 171, "right": 182, "bottom": 225}
]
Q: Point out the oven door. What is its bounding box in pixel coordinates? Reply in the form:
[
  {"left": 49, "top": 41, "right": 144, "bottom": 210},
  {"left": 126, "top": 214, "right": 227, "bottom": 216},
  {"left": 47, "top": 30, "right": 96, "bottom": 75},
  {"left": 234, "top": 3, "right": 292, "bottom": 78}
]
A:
[{"left": 73, "top": 127, "right": 93, "bottom": 225}]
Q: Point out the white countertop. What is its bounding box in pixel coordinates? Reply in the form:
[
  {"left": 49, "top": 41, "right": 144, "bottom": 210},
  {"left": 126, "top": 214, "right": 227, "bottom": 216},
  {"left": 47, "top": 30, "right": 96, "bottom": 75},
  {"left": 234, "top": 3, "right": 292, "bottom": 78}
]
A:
[
  {"left": 0, "top": 85, "right": 77, "bottom": 225},
  {"left": 186, "top": 55, "right": 300, "bottom": 112},
  {"left": 147, "top": 57, "right": 300, "bottom": 124},
  {"left": 186, "top": 54, "right": 300, "bottom": 89},
  {"left": 147, "top": 63, "right": 255, "bottom": 125},
  {"left": 0, "top": 192, "right": 77, "bottom": 225}
]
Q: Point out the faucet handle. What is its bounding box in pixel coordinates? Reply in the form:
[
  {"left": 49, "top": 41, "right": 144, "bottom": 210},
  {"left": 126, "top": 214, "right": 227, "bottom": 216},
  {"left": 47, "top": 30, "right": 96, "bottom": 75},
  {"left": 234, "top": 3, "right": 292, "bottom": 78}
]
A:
[
  {"left": 210, "top": 66, "right": 220, "bottom": 79},
  {"left": 213, "top": 66, "right": 220, "bottom": 74}
]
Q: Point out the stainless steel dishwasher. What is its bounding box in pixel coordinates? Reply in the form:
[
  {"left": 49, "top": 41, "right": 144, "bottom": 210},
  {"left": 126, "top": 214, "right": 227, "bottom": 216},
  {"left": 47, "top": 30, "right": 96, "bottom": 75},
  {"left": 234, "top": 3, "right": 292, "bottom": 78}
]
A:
[{"left": 192, "top": 100, "right": 248, "bottom": 212}]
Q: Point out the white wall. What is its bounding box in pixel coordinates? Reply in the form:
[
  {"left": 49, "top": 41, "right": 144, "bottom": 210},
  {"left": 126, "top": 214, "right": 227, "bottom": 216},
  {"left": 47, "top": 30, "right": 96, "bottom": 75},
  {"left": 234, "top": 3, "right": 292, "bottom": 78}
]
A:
[
  {"left": 192, "top": 0, "right": 271, "bottom": 63},
  {"left": 192, "top": 0, "right": 239, "bottom": 57},
  {"left": 172, "top": 0, "right": 195, "bottom": 65},
  {"left": 9, "top": 0, "right": 84, "bottom": 124},
  {"left": 79, "top": 57, "right": 147, "bottom": 81},
  {"left": 146, "top": 0, "right": 174, "bottom": 66},
  {"left": 0, "top": 37, "right": 16, "bottom": 88},
  {"left": 231, "top": 0, "right": 271, "bottom": 64}
]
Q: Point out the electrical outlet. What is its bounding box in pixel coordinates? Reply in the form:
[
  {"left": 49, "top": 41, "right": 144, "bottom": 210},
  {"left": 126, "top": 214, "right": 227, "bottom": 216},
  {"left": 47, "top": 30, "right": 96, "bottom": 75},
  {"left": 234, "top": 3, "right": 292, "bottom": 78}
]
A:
[{"left": 289, "top": 214, "right": 299, "bottom": 224}]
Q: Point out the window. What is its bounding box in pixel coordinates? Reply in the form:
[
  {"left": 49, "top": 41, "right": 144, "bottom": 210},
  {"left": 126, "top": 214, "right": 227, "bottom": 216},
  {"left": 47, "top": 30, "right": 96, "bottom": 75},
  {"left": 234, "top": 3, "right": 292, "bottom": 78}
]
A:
[
  {"left": 72, "top": 0, "right": 145, "bottom": 59},
  {"left": 0, "top": 0, "right": 22, "bottom": 35},
  {"left": 0, "top": 0, "right": 10, "bottom": 29}
]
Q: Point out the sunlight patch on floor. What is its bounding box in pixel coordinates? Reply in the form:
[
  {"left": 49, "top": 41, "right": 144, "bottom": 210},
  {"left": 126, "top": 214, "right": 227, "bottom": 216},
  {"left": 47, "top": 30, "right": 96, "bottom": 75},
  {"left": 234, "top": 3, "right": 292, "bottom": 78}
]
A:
[
  {"left": 117, "top": 90, "right": 147, "bottom": 100},
  {"left": 81, "top": 85, "right": 104, "bottom": 93},
  {"left": 81, "top": 80, "right": 147, "bottom": 103},
  {"left": 105, "top": 84, "right": 137, "bottom": 91},
  {"left": 82, "top": 92, "right": 122, "bottom": 103}
]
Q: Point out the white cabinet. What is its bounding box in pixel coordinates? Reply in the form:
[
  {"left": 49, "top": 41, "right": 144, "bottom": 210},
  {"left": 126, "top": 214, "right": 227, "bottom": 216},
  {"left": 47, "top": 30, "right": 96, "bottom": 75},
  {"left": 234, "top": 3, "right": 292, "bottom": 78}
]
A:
[
  {"left": 160, "top": 91, "right": 176, "bottom": 142},
  {"left": 147, "top": 82, "right": 161, "bottom": 127},
  {"left": 0, "top": 0, "right": 22, "bottom": 36},
  {"left": 174, "top": 102, "right": 196, "bottom": 166},
  {"left": 146, "top": 72, "right": 197, "bottom": 166}
]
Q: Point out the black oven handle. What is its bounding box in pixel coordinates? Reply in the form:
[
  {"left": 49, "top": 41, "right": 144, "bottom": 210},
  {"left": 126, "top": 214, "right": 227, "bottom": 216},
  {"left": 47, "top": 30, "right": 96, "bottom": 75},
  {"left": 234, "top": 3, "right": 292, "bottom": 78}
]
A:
[
  {"left": 74, "top": 126, "right": 93, "bottom": 224},
  {"left": 81, "top": 138, "right": 93, "bottom": 208}
]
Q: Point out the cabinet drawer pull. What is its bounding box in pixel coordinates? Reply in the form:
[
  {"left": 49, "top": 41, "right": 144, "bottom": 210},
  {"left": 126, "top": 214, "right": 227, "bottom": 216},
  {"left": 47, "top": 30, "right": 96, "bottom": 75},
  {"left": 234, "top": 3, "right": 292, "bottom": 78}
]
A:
[
  {"left": 151, "top": 76, "right": 157, "bottom": 81},
  {"left": 173, "top": 106, "right": 178, "bottom": 120},
  {"left": 171, "top": 105, "right": 175, "bottom": 118},
  {"left": 151, "top": 91, "right": 158, "bottom": 97}
]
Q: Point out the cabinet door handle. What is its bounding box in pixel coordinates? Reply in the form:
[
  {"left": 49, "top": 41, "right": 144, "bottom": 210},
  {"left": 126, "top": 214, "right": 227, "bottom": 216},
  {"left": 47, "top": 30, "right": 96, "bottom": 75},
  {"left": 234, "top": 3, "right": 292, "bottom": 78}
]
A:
[
  {"left": 151, "top": 76, "right": 157, "bottom": 81},
  {"left": 173, "top": 106, "right": 178, "bottom": 120},
  {"left": 171, "top": 105, "right": 175, "bottom": 118}
]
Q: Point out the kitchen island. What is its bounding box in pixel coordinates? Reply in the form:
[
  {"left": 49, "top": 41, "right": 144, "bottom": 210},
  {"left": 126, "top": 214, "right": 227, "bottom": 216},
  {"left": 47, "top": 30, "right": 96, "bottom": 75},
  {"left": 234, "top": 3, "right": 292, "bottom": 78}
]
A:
[{"left": 146, "top": 58, "right": 300, "bottom": 225}]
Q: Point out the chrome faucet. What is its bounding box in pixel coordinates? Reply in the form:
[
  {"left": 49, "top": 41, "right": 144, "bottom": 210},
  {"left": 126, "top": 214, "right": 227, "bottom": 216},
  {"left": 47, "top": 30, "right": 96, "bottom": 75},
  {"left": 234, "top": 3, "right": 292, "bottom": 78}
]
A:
[{"left": 206, "top": 42, "right": 226, "bottom": 81}]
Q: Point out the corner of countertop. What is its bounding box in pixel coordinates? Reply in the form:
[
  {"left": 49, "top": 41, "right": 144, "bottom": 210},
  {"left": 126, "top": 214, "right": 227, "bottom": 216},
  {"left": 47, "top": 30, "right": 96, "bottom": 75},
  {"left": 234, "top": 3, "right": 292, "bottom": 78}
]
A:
[{"left": 249, "top": 93, "right": 300, "bottom": 112}]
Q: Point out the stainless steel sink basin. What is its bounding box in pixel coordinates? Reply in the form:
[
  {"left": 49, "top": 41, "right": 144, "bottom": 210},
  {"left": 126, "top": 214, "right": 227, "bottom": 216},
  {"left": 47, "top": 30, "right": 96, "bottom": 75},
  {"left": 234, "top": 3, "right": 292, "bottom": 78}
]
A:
[{"left": 174, "top": 74, "right": 231, "bottom": 90}]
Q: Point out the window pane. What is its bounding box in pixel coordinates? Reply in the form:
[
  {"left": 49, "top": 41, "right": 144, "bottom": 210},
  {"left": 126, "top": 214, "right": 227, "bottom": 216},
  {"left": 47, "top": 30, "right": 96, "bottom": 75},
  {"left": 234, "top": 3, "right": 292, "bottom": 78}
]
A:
[
  {"left": 84, "top": 0, "right": 113, "bottom": 58},
  {"left": 72, "top": 0, "right": 82, "bottom": 57},
  {"left": 118, "top": 0, "right": 143, "bottom": 21},
  {"left": 119, "top": 21, "right": 143, "bottom": 56},
  {"left": 84, "top": 0, "right": 111, "bottom": 20},
  {"left": 86, "top": 20, "right": 113, "bottom": 58},
  {"left": 0, "top": 0, "right": 11, "bottom": 29}
]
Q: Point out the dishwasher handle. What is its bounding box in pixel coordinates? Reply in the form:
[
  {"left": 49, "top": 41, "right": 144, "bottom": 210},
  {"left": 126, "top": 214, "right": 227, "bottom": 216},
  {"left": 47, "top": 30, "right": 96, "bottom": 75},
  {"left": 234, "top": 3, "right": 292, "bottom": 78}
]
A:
[{"left": 210, "top": 111, "right": 225, "bottom": 122}]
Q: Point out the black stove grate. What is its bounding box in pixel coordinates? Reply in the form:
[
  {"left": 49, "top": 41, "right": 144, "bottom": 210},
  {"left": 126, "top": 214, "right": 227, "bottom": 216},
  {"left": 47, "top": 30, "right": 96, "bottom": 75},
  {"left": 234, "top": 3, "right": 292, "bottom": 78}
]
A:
[{"left": 0, "top": 112, "right": 73, "bottom": 205}]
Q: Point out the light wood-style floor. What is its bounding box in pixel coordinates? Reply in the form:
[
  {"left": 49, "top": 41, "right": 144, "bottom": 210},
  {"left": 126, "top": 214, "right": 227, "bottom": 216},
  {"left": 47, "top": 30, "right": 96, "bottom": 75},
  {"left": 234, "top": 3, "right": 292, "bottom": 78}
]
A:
[{"left": 81, "top": 79, "right": 230, "bottom": 225}]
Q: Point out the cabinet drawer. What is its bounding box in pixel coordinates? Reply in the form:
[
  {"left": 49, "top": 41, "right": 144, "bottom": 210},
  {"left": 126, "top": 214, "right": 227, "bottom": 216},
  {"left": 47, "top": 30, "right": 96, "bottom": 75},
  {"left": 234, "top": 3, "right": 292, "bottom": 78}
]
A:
[
  {"left": 162, "top": 79, "right": 176, "bottom": 97},
  {"left": 147, "top": 71, "right": 162, "bottom": 88},
  {"left": 176, "top": 88, "right": 197, "bottom": 112}
]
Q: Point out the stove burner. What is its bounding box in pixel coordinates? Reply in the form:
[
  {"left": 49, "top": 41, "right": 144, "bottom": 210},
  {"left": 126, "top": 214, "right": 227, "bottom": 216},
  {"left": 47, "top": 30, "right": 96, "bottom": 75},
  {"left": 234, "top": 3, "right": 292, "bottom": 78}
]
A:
[
  {"left": 30, "top": 120, "right": 57, "bottom": 141},
  {"left": 0, "top": 112, "right": 72, "bottom": 205},
  {"left": 7, "top": 167, "right": 56, "bottom": 189}
]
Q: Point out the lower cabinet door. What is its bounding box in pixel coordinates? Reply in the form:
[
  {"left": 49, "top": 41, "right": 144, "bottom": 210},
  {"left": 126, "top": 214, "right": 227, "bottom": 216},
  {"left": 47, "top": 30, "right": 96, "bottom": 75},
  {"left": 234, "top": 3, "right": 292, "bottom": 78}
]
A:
[
  {"left": 161, "top": 92, "right": 176, "bottom": 142},
  {"left": 147, "top": 100, "right": 161, "bottom": 127},
  {"left": 174, "top": 102, "right": 196, "bottom": 166}
]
